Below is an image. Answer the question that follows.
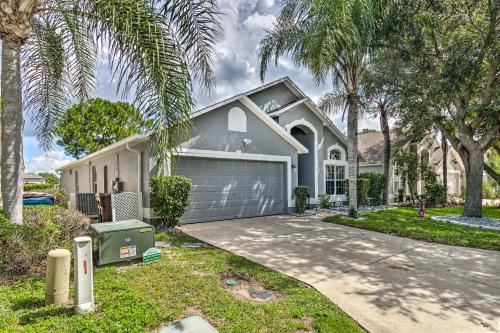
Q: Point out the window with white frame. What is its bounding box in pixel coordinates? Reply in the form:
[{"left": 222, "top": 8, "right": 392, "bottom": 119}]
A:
[
  {"left": 325, "top": 165, "right": 345, "bottom": 195},
  {"left": 329, "top": 149, "right": 342, "bottom": 160},
  {"left": 227, "top": 107, "right": 247, "bottom": 132}
]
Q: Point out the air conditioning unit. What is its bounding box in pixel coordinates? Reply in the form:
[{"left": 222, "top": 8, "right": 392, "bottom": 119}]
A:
[{"left": 112, "top": 179, "right": 124, "bottom": 193}]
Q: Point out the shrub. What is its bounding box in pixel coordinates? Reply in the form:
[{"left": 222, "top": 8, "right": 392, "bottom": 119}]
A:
[
  {"left": 359, "top": 173, "right": 386, "bottom": 205},
  {"left": 357, "top": 178, "right": 370, "bottom": 205},
  {"left": 294, "top": 186, "right": 309, "bottom": 214},
  {"left": 341, "top": 178, "right": 371, "bottom": 206},
  {"left": 0, "top": 206, "right": 90, "bottom": 277},
  {"left": 24, "top": 183, "right": 53, "bottom": 191},
  {"left": 318, "top": 193, "right": 331, "bottom": 209},
  {"left": 423, "top": 183, "right": 447, "bottom": 207},
  {"left": 150, "top": 176, "right": 192, "bottom": 227},
  {"left": 483, "top": 180, "right": 499, "bottom": 199},
  {"left": 46, "top": 188, "right": 67, "bottom": 207}
]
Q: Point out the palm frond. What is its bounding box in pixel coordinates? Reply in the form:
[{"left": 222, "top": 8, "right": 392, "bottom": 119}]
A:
[
  {"left": 259, "top": 19, "right": 305, "bottom": 80},
  {"left": 159, "top": 0, "right": 222, "bottom": 92},
  {"left": 319, "top": 90, "right": 348, "bottom": 120},
  {"left": 22, "top": 18, "right": 70, "bottom": 148},
  {"left": 259, "top": 0, "right": 382, "bottom": 90},
  {"left": 83, "top": 0, "right": 196, "bottom": 168},
  {"left": 24, "top": 0, "right": 219, "bottom": 164},
  {"left": 57, "top": 0, "right": 98, "bottom": 102}
]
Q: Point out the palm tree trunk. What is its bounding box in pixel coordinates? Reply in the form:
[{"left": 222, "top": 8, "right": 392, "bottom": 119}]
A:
[
  {"left": 380, "top": 108, "right": 390, "bottom": 205},
  {"left": 1, "top": 40, "right": 24, "bottom": 224},
  {"left": 347, "top": 94, "right": 359, "bottom": 218},
  {"left": 441, "top": 134, "right": 448, "bottom": 200}
]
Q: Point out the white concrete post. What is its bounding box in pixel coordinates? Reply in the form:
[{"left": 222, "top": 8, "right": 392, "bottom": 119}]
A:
[{"left": 74, "top": 236, "right": 94, "bottom": 314}]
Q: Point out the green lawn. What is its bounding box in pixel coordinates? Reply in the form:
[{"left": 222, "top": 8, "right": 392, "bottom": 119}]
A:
[
  {"left": 324, "top": 206, "right": 500, "bottom": 251},
  {"left": 0, "top": 233, "right": 362, "bottom": 333}
]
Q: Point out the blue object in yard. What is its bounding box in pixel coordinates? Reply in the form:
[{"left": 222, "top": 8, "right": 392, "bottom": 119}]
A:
[
  {"left": 23, "top": 197, "right": 54, "bottom": 205},
  {"left": 225, "top": 279, "right": 237, "bottom": 286}
]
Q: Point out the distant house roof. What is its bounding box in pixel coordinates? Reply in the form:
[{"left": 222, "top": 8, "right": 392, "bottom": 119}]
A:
[
  {"left": 430, "top": 149, "right": 443, "bottom": 166},
  {"left": 358, "top": 131, "right": 412, "bottom": 165},
  {"left": 24, "top": 172, "right": 44, "bottom": 180}
]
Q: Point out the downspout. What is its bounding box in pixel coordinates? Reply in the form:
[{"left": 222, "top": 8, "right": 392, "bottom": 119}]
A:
[{"left": 126, "top": 143, "right": 142, "bottom": 193}]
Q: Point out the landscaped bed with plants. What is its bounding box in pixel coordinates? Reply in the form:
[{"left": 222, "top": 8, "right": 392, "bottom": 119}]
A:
[
  {"left": 324, "top": 206, "right": 500, "bottom": 251},
  {"left": 0, "top": 207, "right": 362, "bottom": 333}
]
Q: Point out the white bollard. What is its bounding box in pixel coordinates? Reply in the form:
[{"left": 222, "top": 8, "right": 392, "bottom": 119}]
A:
[{"left": 74, "top": 236, "right": 95, "bottom": 314}]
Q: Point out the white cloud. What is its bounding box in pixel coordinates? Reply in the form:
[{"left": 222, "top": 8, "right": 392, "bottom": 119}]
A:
[
  {"left": 243, "top": 12, "right": 276, "bottom": 31},
  {"left": 26, "top": 151, "right": 74, "bottom": 173},
  {"left": 22, "top": 0, "right": 381, "bottom": 148}
]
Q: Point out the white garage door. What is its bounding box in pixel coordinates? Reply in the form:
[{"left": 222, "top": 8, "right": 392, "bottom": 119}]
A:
[{"left": 177, "top": 157, "right": 285, "bottom": 223}]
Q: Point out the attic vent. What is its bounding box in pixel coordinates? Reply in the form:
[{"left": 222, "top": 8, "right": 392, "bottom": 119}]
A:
[{"left": 228, "top": 107, "right": 247, "bottom": 132}]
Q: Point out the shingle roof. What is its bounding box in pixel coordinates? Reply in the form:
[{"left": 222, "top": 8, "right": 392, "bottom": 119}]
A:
[
  {"left": 430, "top": 149, "right": 443, "bottom": 166},
  {"left": 24, "top": 172, "right": 44, "bottom": 179},
  {"left": 358, "top": 131, "right": 411, "bottom": 165}
]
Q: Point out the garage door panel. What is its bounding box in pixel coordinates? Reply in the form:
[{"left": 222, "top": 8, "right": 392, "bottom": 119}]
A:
[
  {"left": 190, "top": 189, "right": 281, "bottom": 202},
  {"left": 189, "top": 197, "right": 282, "bottom": 210},
  {"left": 191, "top": 184, "right": 279, "bottom": 192},
  {"left": 177, "top": 157, "right": 285, "bottom": 223},
  {"left": 184, "top": 203, "right": 283, "bottom": 221}
]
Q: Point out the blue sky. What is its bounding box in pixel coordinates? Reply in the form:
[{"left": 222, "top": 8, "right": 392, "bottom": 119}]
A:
[{"left": 23, "top": 0, "right": 379, "bottom": 173}]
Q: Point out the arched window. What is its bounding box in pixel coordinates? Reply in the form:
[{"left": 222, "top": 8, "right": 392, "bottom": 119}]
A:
[
  {"left": 228, "top": 107, "right": 247, "bottom": 132},
  {"left": 329, "top": 149, "right": 342, "bottom": 160}
]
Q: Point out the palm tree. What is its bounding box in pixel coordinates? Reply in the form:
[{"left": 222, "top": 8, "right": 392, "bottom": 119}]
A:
[
  {"left": 0, "top": 0, "right": 221, "bottom": 224},
  {"left": 320, "top": 83, "right": 395, "bottom": 206},
  {"left": 259, "top": 0, "right": 386, "bottom": 217}
]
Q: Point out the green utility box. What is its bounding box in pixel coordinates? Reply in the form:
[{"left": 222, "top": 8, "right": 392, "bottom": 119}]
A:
[{"left": 90, "top": 219, "right": 155, "bottom": 266}]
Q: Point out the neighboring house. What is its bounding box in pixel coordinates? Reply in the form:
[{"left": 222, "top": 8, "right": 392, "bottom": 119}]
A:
[
  {"left": 24, "top": 172, "right": 45, "bottom": 184},
  {"left": 58, "top": 77, "right": 356, "bottom": 223},
  {"left": 358, "top": 131, "right": 466, "bottom": 201}
]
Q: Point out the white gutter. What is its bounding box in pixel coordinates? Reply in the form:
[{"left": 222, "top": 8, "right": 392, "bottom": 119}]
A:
[
  {"left": 126, "top": 142, "right": 142, "bottom": 192},
  {"left": 56, "top": 134, "right": 146, "bottom": 172}
]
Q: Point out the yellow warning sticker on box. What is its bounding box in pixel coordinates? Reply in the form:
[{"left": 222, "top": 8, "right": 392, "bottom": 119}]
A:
[
  {"left": 140, "top": 228, "right": 152, "bottom": 233},
  {"left": 120, "top": 245, "right": 137, "bottom": 258}
]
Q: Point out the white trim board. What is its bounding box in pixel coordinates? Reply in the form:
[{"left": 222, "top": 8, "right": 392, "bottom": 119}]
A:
[
  {"left": 267, "top": 98, "right": 306, "bottom": 117},
  {"left": 174, "top": 148, "right": 294, "bottom": 208},
  {"left": 188, "top": 76, "right": 294, "bottom": 120},
  {"left": 326, "top": 144, "right": 347, "bottom": 161},
  {"left": 240, "top": 96, "right": 308, "bottom": 154},
  {"left": 57, "top": 134, "right": 146, "bottom": 171},
  {"left": 285, "top": 118, "right": 319, "bottom": 202}
]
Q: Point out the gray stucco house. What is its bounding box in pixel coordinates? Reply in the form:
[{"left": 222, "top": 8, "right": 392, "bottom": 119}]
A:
[
  {"left": 358, "top": 131, "right": 466, "bottom": 201},
  {"left": 58, "top": 77, "right": 351, "bottom": 223}
]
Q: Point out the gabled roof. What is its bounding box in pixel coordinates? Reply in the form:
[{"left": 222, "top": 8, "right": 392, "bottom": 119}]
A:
[
  {"left": 57, "top": 134, "right": 147, "bottom": 171},
  {"left": 358, "top": 131, "right": 412, "bottom": 165},
  {"left": 190, "top": 76, "right": 362, "bottom": 159},
  {"left": 57, "top": 77, "right": 360, "bottom": 171},
  {"left": 188, "top": 77, "right": 309, "bottom": 154},
  {"left": 24, "top": 172, "right": 44, "bottom": 179}
]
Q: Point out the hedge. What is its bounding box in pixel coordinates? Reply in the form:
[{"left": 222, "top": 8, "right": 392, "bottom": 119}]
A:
[
  {"left": 359, "top": 173, "right": 386, "bottom": 205},
  {"left": 294, "top": 186, "right": 309, "bottom": 213},
  {"left": 24, "top": 183, "right": 53, "bottom": 191},
  {"left": 344, "top": 172, "right": 385, "bottom": 205}
]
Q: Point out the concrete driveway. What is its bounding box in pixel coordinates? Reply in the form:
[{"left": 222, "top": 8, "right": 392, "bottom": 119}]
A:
[{"left": 182, "top": 213, "right": 500, "bottom": 333}]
